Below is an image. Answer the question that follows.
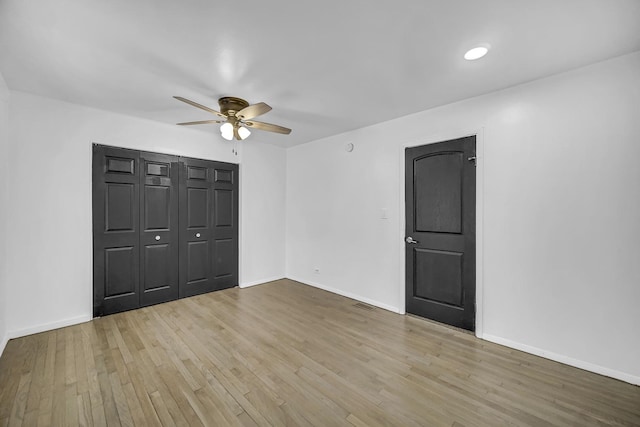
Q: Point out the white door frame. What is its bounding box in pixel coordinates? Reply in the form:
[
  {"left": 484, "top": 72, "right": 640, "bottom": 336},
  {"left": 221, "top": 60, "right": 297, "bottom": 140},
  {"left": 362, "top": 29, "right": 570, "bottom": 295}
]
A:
[{"left": 397, "top": 128, "right": 485, "bottom": 338}]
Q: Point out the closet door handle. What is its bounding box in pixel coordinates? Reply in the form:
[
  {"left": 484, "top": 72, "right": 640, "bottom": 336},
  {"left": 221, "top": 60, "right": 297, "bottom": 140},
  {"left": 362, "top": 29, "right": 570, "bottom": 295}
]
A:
[
  {"left": 195, "top": 233, "right": 201, "bottom": 238},
  {"left": 155, "top": 235, "right": 161, "bottom": 241}
]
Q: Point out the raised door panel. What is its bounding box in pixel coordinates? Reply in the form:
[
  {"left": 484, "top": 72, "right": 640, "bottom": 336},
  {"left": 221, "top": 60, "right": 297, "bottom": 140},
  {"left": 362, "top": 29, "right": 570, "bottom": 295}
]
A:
[
  {"left": 105, "top": 183, "right": 136, "bottom": 232},
  {"left": 414, "top": 248, "right": 463, "bottom": 307},
  {"left": 187, "top": 165, "right": 207, "bottom": 180},
  {"left": 214, "top": 168, "right": 233, "bottom": 184},
  {"left": 106, "top": 157, "right": 135, "bottom": 174},
  {"left": 213, "top": 239, "right": 234, "bottom": 279},
  {"left": 187, "top": 188, "right": 208, "bottom": 229},
  {"left": 144, "top": 186, "right": 170, "bottom": 230},
  {"left": 143, "top": 244, "right": 171, "bottom": 292},
  {"left": 104, "top": 247, "right": 137, "bottom": 298},
  {"left": 214, "top": 189, "right": 233, "bottom": 227},
  {"left": 414, "top": 152, "right": 463, "bottom": 234},
  {"left": 187, "top": 241, "right": 208, "bottom": 284}
]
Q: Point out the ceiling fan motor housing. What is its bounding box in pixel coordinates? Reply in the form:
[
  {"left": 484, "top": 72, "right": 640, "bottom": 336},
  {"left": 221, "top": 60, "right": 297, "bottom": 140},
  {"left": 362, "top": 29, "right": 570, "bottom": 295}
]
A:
[{"left": 218, "top": 97, "right": 250, "bottom": 117}]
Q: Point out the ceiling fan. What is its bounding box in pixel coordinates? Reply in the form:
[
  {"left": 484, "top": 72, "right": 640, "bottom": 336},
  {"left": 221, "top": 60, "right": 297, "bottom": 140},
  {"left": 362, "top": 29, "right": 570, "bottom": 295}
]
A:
[{"left": 173, "top": 96, "right": 291, "bottom": 141}]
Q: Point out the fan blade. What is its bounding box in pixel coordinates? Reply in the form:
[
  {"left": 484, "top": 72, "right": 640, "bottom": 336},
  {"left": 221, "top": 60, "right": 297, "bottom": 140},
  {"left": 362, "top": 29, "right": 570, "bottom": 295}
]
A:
[
  {"left": 177, "top": 120, "right": 224, "bottom": 126},
  {"left": 244, "top": 120, "right": 291, "bottom": 135},
  {"left": 236, "top": 102, "right": 272, "bottom": 120},
  {"left": 173, "top": 96, "right": 226, "bottom": 118}
]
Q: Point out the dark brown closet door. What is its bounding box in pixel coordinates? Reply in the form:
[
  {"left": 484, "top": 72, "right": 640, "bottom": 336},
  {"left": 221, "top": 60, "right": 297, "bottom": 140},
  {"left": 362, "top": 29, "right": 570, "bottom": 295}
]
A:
[
  {"left": 139, "top": 151, "right": 180, "bottom": 307},
  {"left": 179, "top": 158, "right": 214, "bottom": 298},
  {"left": 210, "top": 162, "right": 239, "bottom": 290},
  {"left": 93, "top": 146, "right": 141, "bottom": 316},
  {"left": 179, "top": 158, "right": 238, "bottom": 298},
  {"left": 94, "top": 146, "right": 238, "bottom": 315},
  {"left": 93, "top": 146, "right": 180, "bottom": 316}
]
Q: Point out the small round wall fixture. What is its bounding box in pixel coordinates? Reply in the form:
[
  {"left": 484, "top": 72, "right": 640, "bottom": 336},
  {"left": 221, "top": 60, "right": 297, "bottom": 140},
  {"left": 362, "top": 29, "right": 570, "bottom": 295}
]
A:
[
  {"left": 345, "top": 142, "right": 354, "bottom": 152},
  {"left": 464, "top": 45, "right": 490, "bottom": 61}
]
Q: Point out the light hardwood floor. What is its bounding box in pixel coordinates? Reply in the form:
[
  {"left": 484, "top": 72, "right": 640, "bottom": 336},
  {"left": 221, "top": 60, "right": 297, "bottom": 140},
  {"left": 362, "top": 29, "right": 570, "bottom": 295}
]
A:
[{"left": 1, "top": 279, "right": 638, "bottom": 426}]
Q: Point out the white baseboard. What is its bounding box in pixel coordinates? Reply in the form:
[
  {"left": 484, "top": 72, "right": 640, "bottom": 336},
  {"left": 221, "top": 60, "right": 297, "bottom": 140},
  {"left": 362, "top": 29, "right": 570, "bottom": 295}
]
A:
[
  {"left": 287, "top": 276, "right": 401, "bottom": 314},
  {"left": 482, "top": 333, "right": 640, "bottom": 386},
  {"left": 239, "top": 276, "right": 286, "bottom": 289},
  {"left": 8, "top": 314, "right": 92, "bottom": 340}
]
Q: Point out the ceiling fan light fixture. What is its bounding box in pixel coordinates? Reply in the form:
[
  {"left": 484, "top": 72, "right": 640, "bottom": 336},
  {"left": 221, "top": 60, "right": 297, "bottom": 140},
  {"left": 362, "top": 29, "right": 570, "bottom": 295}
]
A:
[
  {"left": 174, "top": 95, "right": 291, "bottom": 139},
  {"left": 220, "top": 122, "right": 234, "bottom": 140},
  {"left": 238, "top": 126, "right": 251, "bottom": 140},
  {"left": 464, "top": 45, "right": 490, "bottom": 61}
]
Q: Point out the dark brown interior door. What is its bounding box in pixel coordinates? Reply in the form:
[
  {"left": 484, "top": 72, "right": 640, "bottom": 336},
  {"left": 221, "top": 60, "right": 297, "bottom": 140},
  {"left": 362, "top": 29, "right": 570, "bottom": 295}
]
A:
[
  {"left": 139, "top": 151, "right": 179, "bottom": 307},
  {"left": 93, "top": 146, "right": 141, "bottom": 316},
  {"left": 405, "top": 136, "right": 476, "bottom": 331}
]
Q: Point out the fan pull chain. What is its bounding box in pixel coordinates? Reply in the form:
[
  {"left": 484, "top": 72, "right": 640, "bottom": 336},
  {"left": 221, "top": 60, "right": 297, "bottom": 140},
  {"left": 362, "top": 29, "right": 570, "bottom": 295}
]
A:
[{"left": 232, "top": 140, "right": 239, "bottom": 156}]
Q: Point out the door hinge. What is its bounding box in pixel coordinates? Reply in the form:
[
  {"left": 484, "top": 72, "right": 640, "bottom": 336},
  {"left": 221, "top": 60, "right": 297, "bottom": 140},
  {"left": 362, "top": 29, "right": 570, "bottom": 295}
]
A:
[{"left": 468, "top": 156, "right": 477, "bottom": 166}]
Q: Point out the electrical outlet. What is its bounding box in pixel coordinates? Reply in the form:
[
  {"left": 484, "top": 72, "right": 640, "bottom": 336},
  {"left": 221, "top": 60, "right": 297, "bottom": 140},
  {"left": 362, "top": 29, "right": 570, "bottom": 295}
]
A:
[{"left": 314, "top": 267, "right": 320, "bottom": 274}]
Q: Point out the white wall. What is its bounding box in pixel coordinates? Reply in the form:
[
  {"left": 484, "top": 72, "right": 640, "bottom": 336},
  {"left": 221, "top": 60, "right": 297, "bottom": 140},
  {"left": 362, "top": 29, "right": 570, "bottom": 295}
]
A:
[
  {"left": 239, "top": 142, "right": 287, "bottom": 287},
  {"left": 5, "top": 91, "right": 285, "bottom": 339},
  {"left": 286, "top": 51, "right": 640, "bottom": 384},
  {"left": 0, "top": 72, "right": 9, "bottom": 355}
]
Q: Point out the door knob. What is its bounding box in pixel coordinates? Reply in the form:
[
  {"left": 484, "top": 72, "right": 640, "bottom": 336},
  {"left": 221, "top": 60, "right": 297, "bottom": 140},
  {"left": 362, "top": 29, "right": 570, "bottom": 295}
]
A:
[
  {"left": 155, "top": 235, "right": 161, "bottom": 241},
  {"left": 195, "top": 233, "right": 201, "bottom": 238},
  {"left": 405, "top": 236, "right": 418, "bottom": 244}
]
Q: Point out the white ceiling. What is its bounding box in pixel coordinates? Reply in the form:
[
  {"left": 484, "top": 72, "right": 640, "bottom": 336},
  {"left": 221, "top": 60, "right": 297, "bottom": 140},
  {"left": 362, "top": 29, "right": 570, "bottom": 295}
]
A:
[{"left": 1, "top": 0, "right": 639, "bottom": 148}]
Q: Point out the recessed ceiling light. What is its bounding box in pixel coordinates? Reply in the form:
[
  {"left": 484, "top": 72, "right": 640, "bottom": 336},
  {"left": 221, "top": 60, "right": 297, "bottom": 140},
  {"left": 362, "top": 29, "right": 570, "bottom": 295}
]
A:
[{"left": 464, "top": 46, "right": 489, "bottom": 61}]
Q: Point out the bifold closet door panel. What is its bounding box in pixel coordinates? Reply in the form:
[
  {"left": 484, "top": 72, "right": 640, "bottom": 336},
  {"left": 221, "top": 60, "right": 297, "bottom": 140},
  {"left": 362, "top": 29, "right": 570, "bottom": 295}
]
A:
[
  {"left": 211, "top": 162, "right": 239, "bottom": 291},
  {"left": 179, "top": 158, "right": 215, "bottom": 298},
  {"left": 139, "top": 151, "right": 180, "bottom": 307},
  {"left": 93, "top": 146, "right": 141, "bottom": 316}
]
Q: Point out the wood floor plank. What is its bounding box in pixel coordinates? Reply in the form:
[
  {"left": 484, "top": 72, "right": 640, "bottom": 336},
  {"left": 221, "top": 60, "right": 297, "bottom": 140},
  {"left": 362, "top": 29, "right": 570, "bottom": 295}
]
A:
[
  {"left": 23, "top": 334, "right": 47, "bottom": 417},
  {"left": 117, "top": 392, "right": 145, "bottom": 427},
  {"left": 77, "top": 392, "right": 93, "bottom": 427},
  {"left": 50, "top": 331, "right": 67, "bottom": 426},
  {"left": 1, "top": 279, "right": 639, "bottom": 426},
  {"left": 95, "top": 354, "right": 120, "bottom": 427},
  {"left": 81, "top": 324, "right": 108, "bottom": 427},
  {"left": 64, "top": 383, "right": 79, "bottom": 427},
  {"left": 148, "top": 391, "right": 176, "bottom": 427}
]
